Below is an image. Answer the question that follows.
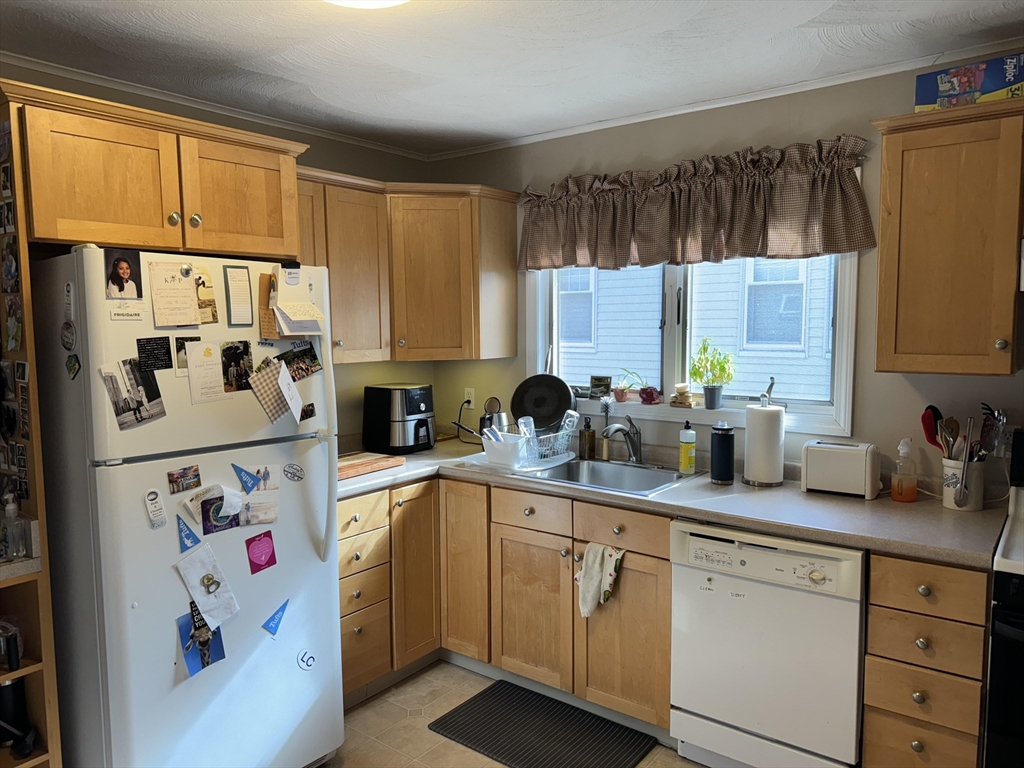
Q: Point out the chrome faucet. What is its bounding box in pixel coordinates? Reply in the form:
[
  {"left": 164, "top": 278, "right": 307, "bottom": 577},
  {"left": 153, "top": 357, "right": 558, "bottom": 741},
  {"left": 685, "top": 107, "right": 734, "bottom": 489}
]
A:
[{"left": 602, "top": 415, "right": 642, "bottom": 463}]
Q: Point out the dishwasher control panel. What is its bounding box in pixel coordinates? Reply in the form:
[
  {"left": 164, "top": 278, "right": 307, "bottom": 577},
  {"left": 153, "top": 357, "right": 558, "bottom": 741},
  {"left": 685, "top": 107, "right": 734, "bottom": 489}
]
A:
[{"left": 674, "top": 521, "right": 863, "bottom": 599}]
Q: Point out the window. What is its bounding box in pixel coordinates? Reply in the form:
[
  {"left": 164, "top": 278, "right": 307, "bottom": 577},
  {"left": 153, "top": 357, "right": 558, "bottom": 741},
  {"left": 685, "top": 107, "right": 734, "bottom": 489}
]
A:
[
  {"left": 535, "top": 251, "right": 855, "bottom": 435},
  {"left": 552, "top": 265, "right": 663, "bottom": 389}
]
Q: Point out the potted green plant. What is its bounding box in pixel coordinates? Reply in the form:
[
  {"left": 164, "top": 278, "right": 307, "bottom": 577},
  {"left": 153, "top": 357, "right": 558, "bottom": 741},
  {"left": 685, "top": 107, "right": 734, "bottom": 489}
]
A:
[
  {"left": 689, "top": 337, "right": 734, "bottom": 410},
  {"left": 613, "top": 369, "right": 659, "bottom": 404}
]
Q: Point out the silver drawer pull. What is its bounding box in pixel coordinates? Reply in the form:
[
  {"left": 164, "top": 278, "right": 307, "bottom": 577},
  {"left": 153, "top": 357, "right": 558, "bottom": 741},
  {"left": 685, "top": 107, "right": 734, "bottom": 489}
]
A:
[
  {"left": 910, "top": 740, "right": 924, "bottom": 753},
  {"left": 912, "top": 691, "right": 926, "bottom": 704},
  {"left": 559, "top": 549, "right": 569, "bottom": 558},
  {"left": 352, "top": 513, "right": 360, "bottom": 523},
  {"left": 573, "top": 554, "right": 582, "bottom": 563},
  {"left": 396, "top": 499, "right": 404, "bottom": 508},
  {"left": 523, "top": 507, "right": 533, "bottom": 516},
  {"left": 353, "top": 589, "right": 362, "bottom": 599},
  {"left": 612, "top": 526, "right": 623, "bottom": 535},
  {"left": 915, "top": 637, "right": 929, "bottom": 650},
  {"left": 168, "top": 211, "right": 181, "bottom": 225},
  {"left": 917, "top": 585, "right": 931, "bottom": 597},
  {"left": 353, "top": 552, "right": 362, "bottom": 562},
  {"left": 189, "top": 213, "right": 203, "bottom": 228},
  {"left": 354, "top": 626, "right": 362, "bottom": 635}
]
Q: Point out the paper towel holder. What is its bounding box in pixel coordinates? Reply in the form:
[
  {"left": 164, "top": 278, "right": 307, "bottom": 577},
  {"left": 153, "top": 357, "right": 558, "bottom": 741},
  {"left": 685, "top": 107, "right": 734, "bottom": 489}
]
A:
[{"left": 743, "top": 377, "right": 786, "bottom": 488}]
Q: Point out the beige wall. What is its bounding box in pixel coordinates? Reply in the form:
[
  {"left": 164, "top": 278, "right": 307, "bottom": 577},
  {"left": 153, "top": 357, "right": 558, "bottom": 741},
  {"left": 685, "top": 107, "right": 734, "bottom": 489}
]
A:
[{"left": 431, "top": 62, "right": 1024, "bottom": 482}]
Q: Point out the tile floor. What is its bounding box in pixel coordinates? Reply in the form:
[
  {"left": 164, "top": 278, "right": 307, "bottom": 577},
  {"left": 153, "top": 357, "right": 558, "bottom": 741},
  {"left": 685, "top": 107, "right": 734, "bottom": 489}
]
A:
[{"left": 328, "top": 661, "right": 703, "bottom": 768}]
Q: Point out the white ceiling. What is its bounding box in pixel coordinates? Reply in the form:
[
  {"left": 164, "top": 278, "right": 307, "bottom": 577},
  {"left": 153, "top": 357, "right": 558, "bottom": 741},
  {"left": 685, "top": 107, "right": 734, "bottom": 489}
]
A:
[{"left": 1, "top": 0, "right": 1022, "bottom": 158}]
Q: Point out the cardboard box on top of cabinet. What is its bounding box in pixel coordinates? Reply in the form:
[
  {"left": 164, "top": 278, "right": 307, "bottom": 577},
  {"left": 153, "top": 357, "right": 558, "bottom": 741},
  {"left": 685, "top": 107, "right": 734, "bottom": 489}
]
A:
[{"left": 915, "top": 53, "right": 1023, "bottom": 111}]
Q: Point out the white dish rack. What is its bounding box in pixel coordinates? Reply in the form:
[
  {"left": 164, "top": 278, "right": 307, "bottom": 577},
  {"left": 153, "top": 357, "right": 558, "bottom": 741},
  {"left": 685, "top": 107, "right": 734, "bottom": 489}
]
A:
[{"left": 479, "top": 425, "right": 575, "bottom": 469}]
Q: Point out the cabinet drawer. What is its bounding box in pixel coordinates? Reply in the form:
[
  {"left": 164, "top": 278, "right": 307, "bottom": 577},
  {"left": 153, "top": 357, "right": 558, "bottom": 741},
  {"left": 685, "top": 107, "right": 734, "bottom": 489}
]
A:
[
  {"left": 341, "top": 600, "right": 392, "bottom": 694},
  {"left": 862, "top": 706, "right": 977, "bottom": 768},
  {"left": 870, "top": 555, "right": 987, "bottom": 625},
  {"left": 338, "top": 526, "right": 390, "bottom": 579},
  {"left": 864, "top": 655, "right": 982, "bottom": 735},
  {"left": 573, "top": 502, "right": 669, "bottom": 560},
  {"left": 339, "top": 564, "right": 390, "bottom": 618},
  {"left": 867, "top": 605, "right": 985, "bottom": 679},
  {"left": 337, "top": 491, "right": 390, "bottom": 540},
  {"left": 492, "top": 487, "right": 571, "bottom": 536}
]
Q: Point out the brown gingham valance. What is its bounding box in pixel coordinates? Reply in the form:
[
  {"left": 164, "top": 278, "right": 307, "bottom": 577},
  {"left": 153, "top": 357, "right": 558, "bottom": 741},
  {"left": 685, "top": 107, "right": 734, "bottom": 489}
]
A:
[{"left": 517, "top": 134, "right": 876, "bottom": 270}]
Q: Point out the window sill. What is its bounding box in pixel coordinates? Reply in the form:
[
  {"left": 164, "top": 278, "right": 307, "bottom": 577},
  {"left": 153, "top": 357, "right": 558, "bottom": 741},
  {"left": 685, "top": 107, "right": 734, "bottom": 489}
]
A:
[{"left": 575, "top": 398, "right": 850, "bottom": 437}]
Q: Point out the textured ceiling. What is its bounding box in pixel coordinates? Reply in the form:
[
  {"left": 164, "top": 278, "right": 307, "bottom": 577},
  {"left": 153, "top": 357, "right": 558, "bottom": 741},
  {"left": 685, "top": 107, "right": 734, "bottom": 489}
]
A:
[{"left": 1, "top": 0, "right": 1022, "bottom": 157}]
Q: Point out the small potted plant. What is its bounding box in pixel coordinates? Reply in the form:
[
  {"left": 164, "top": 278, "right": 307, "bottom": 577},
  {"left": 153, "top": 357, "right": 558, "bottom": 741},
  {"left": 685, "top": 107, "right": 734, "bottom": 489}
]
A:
[
  {"left": 614, "top": 369, "right": 660, "bottom": 404},
  {"left": 612, "top": 370, "right": 636, "bottom": 402},
  {"left": 689, "top": 337, "right": 734, "bottom": 410}
]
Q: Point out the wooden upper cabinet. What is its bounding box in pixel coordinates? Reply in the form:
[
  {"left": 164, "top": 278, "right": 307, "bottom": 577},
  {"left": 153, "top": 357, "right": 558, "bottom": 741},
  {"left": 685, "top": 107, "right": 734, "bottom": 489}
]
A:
[
  {"left": 179, "top": 137, "right": 299, "bottom": 257},
  {"left": 23, "top": 106, "right": 184, "bottom": 249},
  {"left": 296, "top": 179, "right": 326, "bottom": 267},
  {"left": 873, "top": 101, "right": 1024, "bottom": 375},
  {"left": 391, "top": 195, "right": 475, "bottom": 360},
  {"left": 324, "top": 185, "right": 391, "bottom": 364},
  {"left": 391, "top": 481, "right": 441, "bottom": 669},
  {"left": 389, "top": 188, "right": 518, "bottom": 361}
]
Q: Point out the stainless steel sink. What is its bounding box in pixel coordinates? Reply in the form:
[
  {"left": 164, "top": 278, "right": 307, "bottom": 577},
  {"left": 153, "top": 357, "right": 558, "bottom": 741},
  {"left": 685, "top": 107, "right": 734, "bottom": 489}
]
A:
[{"left": 517, "top": 459, "right": 702, "bottom": 497}]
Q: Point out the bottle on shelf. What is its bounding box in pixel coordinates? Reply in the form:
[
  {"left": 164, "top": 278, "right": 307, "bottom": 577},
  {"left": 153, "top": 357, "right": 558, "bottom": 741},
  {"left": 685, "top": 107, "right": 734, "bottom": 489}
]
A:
[
  {"left": 1, "top": 492, "right": 26, "bottom": 560},
  {"left": 891, "top": 438, "right": 918, "bottom": 502}
]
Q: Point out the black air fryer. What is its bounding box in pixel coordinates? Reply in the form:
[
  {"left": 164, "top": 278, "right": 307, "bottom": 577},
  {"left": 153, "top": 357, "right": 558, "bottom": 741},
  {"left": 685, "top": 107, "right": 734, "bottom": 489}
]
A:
[{"left": 362, "top": 384, "right": 435, "bottom": 455}]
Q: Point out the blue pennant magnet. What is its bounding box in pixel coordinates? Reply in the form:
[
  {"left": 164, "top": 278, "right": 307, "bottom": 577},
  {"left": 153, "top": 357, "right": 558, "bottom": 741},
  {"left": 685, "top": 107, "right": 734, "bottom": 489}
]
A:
[
  {"left": 262, "top": 599, "right": 289, "bottom": 637},
  {"left": 232, "top": 463, "right": 262, "bottom": 495},
  {"left": 177, "top": 514, "right": 201, "bottom": 553}
]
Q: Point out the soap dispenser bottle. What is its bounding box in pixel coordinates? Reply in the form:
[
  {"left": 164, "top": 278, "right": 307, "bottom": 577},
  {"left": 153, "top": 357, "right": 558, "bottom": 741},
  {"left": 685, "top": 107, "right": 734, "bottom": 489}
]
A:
[
  {"left": 578, "top": 417, "right": 596, "bottom": 460},
  {"left": 0, "top": 493, "right": 25, "bottom": 560},
  {"left": 891, "top": 438, "right": 918, "bottom": 503},
  {"left": 679, "top": 421, "right": 696, "bottom": 474}
]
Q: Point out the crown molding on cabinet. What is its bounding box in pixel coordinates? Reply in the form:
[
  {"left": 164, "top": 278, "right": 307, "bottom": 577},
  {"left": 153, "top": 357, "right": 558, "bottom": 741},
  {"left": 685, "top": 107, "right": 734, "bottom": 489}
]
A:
[
  {"left": 296, "top": 168, "right": 519, "bottom": 203},
  {"left": 872, "top": 99, "right": 1024, "bottom": 135}
]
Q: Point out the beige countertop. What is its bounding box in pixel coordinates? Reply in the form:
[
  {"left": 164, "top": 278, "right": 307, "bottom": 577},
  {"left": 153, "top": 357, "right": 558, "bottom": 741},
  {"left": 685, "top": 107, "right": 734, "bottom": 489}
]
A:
[{"left": 338, "top": 443, "right": 1007, "bottom": 570}]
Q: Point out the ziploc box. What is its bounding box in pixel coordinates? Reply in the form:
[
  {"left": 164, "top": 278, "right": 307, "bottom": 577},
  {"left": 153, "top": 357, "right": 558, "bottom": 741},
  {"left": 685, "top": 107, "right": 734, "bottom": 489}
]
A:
[{"left": 915, "top": 53, "right": 1023, "bottom": 112}]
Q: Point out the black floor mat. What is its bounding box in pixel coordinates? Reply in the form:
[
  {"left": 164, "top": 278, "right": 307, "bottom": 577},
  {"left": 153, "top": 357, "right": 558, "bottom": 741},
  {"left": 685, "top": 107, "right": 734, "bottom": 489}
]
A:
[{"left": 428, "top": 679, "right": 657, "bottom": 768}]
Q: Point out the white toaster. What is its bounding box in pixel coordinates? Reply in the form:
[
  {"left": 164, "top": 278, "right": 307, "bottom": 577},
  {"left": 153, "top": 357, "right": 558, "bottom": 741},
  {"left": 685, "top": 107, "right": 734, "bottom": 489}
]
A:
[{"left": 801, "top": 440, "right": 881, "bottom": 500}]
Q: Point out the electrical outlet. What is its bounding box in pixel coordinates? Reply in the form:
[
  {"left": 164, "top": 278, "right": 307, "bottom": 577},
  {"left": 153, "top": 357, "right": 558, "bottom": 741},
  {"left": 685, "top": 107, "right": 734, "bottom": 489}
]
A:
[
  {"left": 464, "top": 388, "right": 476, "bottom": 410},
  {"left": 995, "top": 424, "right": 1019, "bottom": 458}
]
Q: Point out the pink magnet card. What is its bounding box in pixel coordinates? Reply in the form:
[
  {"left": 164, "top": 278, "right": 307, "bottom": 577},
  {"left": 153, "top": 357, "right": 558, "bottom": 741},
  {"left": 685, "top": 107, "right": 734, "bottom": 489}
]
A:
[{"left": 245, "top": 531, "right": 277, "bottom": 575}]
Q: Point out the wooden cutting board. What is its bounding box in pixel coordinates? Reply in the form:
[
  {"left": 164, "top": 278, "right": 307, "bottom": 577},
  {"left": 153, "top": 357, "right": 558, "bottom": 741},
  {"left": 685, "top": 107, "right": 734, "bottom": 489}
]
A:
[{"left": 338, "top": 452, "right": 406, "bottom": 480}]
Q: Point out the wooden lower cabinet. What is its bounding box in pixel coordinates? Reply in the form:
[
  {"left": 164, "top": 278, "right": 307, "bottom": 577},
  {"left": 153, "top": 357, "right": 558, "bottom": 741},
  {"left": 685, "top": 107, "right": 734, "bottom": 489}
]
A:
[
  {"left": 862, "top": 706, "right": 977, "bottom": 768},
  {"left": 391, "top": 481, "right": 441, "bottom": 669},
  {"left": 573, "top": 542, "right": 672, "bottom": 728},
  {"left": 439, "top": 480, "right": 490, "bottom": 661},
  {"left": 490, "top": 522, "right": 574, "bottom": 692},
  {"left": 342, "top": 600, "right": 392, "bottom": 694}
]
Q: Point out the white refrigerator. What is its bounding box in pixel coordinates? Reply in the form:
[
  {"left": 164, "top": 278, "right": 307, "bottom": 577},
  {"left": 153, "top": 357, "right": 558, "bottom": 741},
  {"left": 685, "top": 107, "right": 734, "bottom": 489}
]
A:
[{"left": 31, "top": 246, "right": 343, "bottom": 767}]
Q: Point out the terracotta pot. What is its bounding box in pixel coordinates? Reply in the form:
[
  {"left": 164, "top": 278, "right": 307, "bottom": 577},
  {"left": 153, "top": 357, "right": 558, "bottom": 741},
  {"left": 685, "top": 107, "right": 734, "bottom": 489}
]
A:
[
  {"left": 638, "top": 386, "right": 660, "bottom": 404},
  {"left": 613, "top": 388, "right": 630, "bottom": 403}
]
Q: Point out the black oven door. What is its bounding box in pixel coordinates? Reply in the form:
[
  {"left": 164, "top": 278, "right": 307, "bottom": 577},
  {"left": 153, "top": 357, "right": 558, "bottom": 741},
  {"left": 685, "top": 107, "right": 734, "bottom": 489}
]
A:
[{"left": 985, "top": 601, "right": 1024, "bottom": 766}]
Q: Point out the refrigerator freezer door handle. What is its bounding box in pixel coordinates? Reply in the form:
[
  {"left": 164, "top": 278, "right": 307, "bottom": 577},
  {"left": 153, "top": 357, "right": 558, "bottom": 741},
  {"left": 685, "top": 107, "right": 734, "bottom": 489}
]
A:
[{"left": 317, "top": 429, "right": 338, "bottom": 563}]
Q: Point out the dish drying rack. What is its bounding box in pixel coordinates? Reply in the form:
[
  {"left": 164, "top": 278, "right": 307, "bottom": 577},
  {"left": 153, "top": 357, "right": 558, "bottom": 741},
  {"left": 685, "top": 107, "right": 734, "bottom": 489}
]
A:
[{"left": 496, "top": 425, "right": 574, "bottom": 462}]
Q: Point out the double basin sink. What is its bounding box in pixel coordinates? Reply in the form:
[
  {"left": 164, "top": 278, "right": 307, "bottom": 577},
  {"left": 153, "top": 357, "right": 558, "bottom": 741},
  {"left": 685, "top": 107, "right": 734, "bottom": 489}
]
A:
[{"left": 515, "top": 459, "right": 703, "bottom": 497}]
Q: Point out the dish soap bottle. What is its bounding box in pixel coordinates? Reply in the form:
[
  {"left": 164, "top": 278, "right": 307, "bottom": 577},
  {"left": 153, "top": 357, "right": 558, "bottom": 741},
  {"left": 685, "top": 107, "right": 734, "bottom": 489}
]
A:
[
  {"left": 679, "top": 421, "right": 696, "bottom": 474},
  {"left": 0, "top": 493, "right": 26, "bottom": 560},
  {"left": 578, "top": 417, "right": 596, "bottom": 460},
  {"left": 891, "top": 438, "right": 918, "bottom": 503}
]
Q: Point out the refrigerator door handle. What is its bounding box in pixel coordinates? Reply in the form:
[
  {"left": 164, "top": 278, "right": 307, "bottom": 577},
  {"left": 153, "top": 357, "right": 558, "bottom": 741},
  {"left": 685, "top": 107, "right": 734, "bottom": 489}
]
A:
[{"left": 318, "top": 333, "right": 339, "bottom": 563}]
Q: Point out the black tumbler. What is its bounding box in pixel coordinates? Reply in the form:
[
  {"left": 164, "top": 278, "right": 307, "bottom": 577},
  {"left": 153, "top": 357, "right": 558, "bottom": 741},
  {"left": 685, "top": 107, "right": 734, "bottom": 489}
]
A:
[{"left": 710, "top": 421, "right": 735, "bottom": 485}]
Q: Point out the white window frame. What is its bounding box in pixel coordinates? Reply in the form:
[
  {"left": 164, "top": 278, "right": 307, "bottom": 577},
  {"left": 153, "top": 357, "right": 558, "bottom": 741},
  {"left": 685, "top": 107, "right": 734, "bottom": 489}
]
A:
[
  {"left": 740, "top": 258, "right": 808, "bottom": 353},
  {"left": 554, "top": 268, "right": 597, "bottom": 349},
  {"left": 526, "top": 250, "right": 857, "bottom": 437}
]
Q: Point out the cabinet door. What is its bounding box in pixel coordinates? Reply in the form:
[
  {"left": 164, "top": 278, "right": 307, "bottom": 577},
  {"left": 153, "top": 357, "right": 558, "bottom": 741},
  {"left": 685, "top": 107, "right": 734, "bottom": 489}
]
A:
[
  {"left": 491, "top": 522, "right": 574, "bottom": 691},
  {"left": 573, "top": 543, "right": 671, "bottom": 727},
  {"left": 876, "top": 115, "right": 1023, "bottom": 374},
  {"left": 325, "top": 186, "right": 391, "bottom": 363},
  {"left": 179, "top": 136, "right": 299, "bottom": 256},
  {"left": 23, "top": 106, "right": 184, "bottom": 249},
  {"left": 391, "top": 480, "right": 441, "bottom": 669},
  {"left": 296, "top": 179, "right": 326, "bottom": 267},
  {"left": 440, "top": 480, "right": 489, "bottom": 661},
  {"left": 390, "top": 196, "right": 475, "bottom": 360}
]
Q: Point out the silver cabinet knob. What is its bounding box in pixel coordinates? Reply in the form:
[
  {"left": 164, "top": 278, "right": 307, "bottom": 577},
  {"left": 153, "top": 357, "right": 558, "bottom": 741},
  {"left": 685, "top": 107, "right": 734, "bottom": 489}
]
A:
[
  {"left": 995, "top": 338, "right": 1009, "bottom": 350},
  {"left": 915, "top": 637, "right": 929, "bottom": 650},
  {"left": 353, "top": 589, "right": 362, "bottom": 599},
  {"left": 354, "top": 626, "right": 362, "bottom": 635},
  {"left": 912, "top": 691, "right": 926, "bottom": 704},
  {"left": 396, "top": 498, "right": 404, "bottom": 507},
  {"left": 398, "top": 339, "right": 406, "bottom": 347},
  {"left": 336, "top": 340, "right": 344, "bottom": 348},
  {"left": 612, "top": 526, "right": 623, "bottom": 535},
  {"left": 352, "top": 514, "right": 360, "bottom": 523},
  {"left": 573, "top": 554, "right": 582, "bottom": 563},
  {"left": 559, "top": 549, "right": 569, "bottom": 558},
  {"left": 917, "top": 585, "right": 931, "bottom": 597},
  {"left": 353, "top": 552, "right": 361, "bottom": 561},
  {"left": 189, "top": 213, "right": 203, "bottom": 228},
  {"left": 168, "top": 211, "right": 182, "bottom": 225},
  {"left": 910, "top": 741, "right": 924, "bottom": 753},
  {"left": 523, "top": 507, "right": 533, "bottom": 516}
]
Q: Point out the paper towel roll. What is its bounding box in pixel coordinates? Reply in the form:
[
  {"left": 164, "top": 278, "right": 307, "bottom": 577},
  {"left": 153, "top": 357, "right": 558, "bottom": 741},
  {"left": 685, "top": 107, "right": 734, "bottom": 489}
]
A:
[{"left": 744, "top": 404, "right": 785, "bottom": 485}]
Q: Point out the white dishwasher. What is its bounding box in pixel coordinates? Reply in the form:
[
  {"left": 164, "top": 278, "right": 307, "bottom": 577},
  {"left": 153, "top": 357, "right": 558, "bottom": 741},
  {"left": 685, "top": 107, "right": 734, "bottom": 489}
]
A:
[{"left": 669, "top": 520, "right": 863, "bottom": 768}]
